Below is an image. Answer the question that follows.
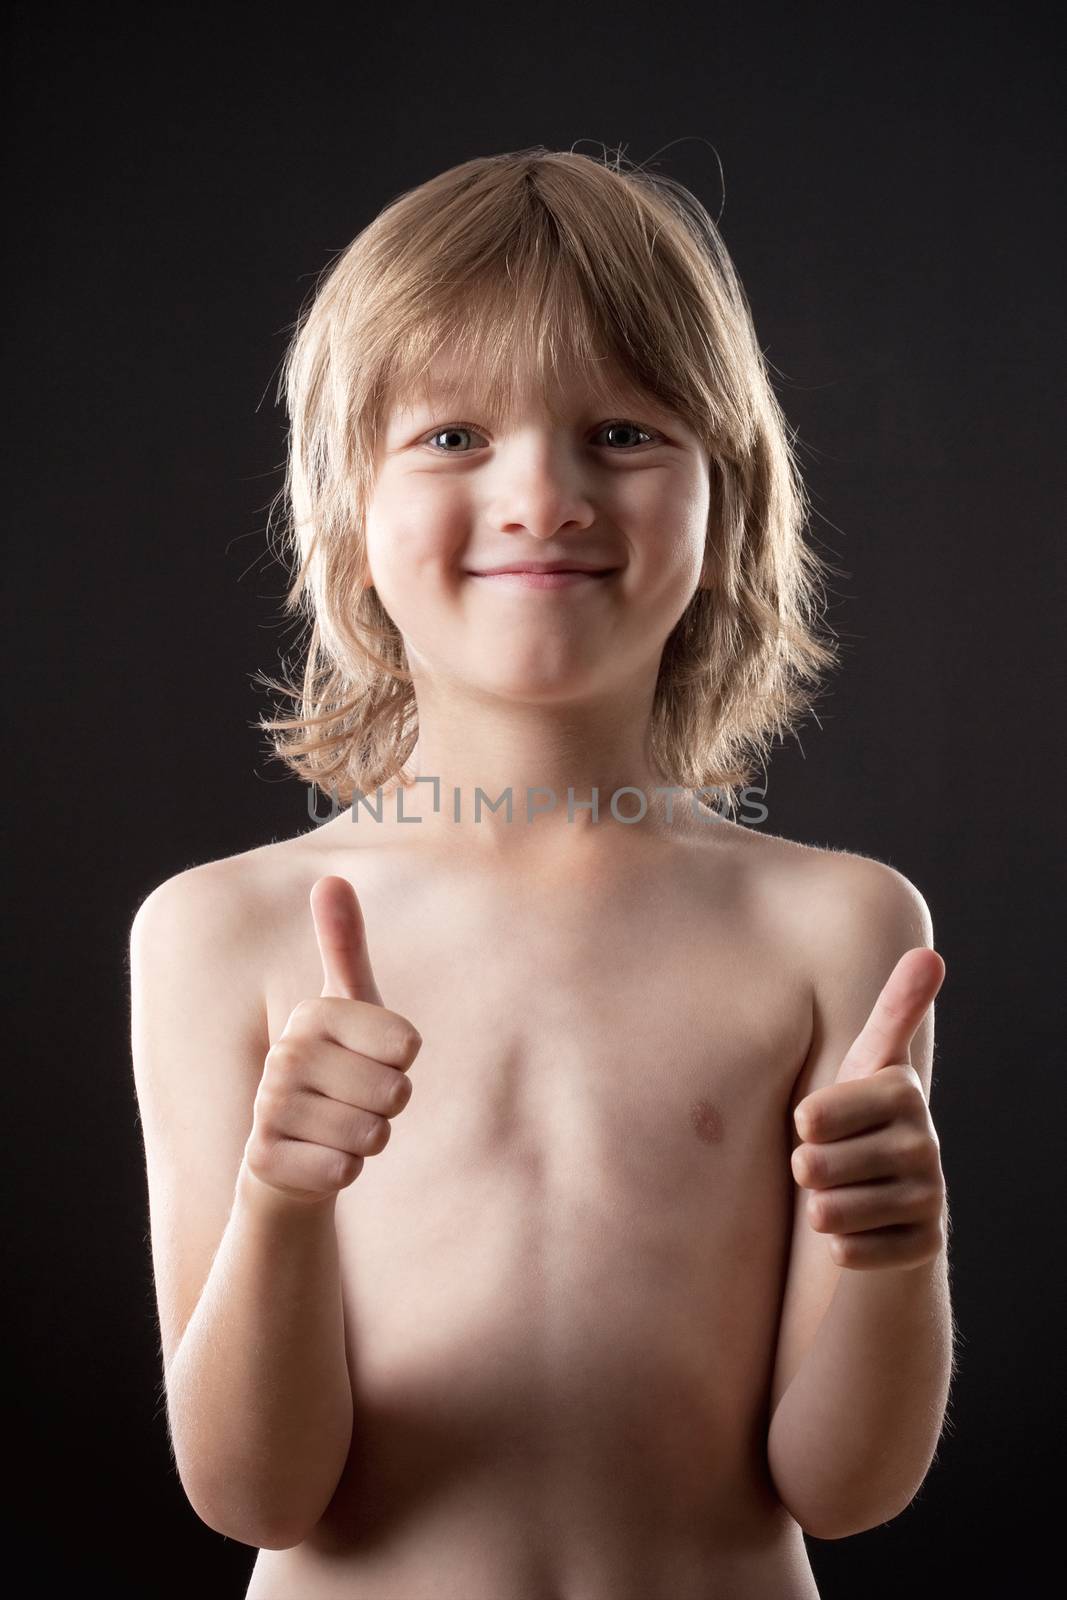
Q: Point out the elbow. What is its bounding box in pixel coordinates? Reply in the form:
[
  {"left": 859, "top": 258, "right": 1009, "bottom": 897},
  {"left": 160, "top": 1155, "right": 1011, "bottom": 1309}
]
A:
[
  {"left": 801, "top": 1506, "right": 905, "bottom": 1542},
  {"left": 166, "top": 1386, "right": 351, "bottom": 1550},
  {"left": 770, "top": 1462, "right": 914, "bottom": 1543},
  {"left": 768, "top": 1431, "right": 928, "bottom": 1541},
  {"left": 244, "top": 1518, "right": 312, "bottom": 1552},
  {"left": 796, "top": 1510, "right": 877, "bottom": 1543},
  {"left": 784, "top": 1488, "right": 919, "bottom": 1543},
  {"left": 777, "top": 1495, "right": 853, "bottom": 1544},
  {"left": 184, "top": 1492, "right": 308, "bottom": 1552},
  {"left": 177, "top": 1466, "right": 312, "bottom": 1552}
]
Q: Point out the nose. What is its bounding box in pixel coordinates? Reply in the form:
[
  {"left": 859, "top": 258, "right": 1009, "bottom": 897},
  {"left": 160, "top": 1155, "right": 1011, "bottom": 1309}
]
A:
[{"left": 489, "top": 440, "right": 597, "bottom": 542}]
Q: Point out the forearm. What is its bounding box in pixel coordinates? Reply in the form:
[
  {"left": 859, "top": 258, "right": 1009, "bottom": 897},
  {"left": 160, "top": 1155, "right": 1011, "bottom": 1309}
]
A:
[
  {"left": 767, "top": 1248, "right": 955, "bottom": 1540},
  {"left": 166, "top": 1161, "right": 353, "bottom": 1549}
]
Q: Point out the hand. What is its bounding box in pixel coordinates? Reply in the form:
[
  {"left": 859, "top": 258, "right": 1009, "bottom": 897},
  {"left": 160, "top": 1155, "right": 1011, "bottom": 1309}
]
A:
[
  {"left": 791, "top": 948, "right": 947, "bottom": 1272},
  {"left": 244, "top": 875, "right": 422, "bottom": 1206}
]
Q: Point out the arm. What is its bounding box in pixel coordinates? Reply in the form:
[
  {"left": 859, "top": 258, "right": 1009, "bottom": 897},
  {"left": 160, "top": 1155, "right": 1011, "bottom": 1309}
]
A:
[
  {"left": 767, "top": 857, "right": 957, "bottom": 1540},
  {"left": 129, "top": 866, "right": 353, "bottom": 1550},
  {"left": 166, "top": 1164, "right": 353, "bottom": 1550}
]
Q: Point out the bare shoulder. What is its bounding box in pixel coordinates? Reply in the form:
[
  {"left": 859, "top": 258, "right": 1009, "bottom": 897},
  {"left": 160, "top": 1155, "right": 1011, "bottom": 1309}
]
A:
[
  {"left": 792, "top": 843, "right": 938, "bottom": 1042},
  {"left": 128, "top": 844, "right": 283, "bottom": 1104},
  {"left": 699, "top": 819, "right": 935, "bottom": 992},
  {"left": 712, "top": 815, "right": 931, "bottom": 921},
  {"left": 131, "top": 823, "right": 333, "bottom": 945},
  {"left": 779, "top": 834, "right": 934, "bottom": 948}
]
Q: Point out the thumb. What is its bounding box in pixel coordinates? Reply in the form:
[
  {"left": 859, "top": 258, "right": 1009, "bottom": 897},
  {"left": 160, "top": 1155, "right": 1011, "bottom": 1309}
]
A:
[{"left": 310, "top": 875, "right": 385, "bottom": 1006}]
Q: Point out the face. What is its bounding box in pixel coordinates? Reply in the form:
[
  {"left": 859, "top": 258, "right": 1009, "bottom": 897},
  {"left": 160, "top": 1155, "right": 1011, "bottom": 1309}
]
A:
[{"left": 362, "top": 360, "right": 713, "bottom": 705}]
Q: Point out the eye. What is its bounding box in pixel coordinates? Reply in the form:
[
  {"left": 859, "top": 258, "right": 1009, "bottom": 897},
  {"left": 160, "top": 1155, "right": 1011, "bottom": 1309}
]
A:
[{"left": 419, "top": 419, "right": 661, "bottom": 454}]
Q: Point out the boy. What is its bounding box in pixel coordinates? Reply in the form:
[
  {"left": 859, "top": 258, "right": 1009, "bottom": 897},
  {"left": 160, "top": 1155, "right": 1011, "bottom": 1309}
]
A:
[{"left": 129, "top": 148, "right": 955, "bottom": 1597}]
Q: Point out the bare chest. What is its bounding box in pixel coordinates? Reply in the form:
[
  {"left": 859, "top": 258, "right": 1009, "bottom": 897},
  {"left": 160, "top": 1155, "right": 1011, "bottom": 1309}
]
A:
[
  {"left": 264, "top": 839, "right": 810, "bottom": 1178},
  {"left": 255, "top": 834, "right": 817, "bottom": 1580},
  {"left": 262, "top": 839, "right": 811, "bottom": 1371}
]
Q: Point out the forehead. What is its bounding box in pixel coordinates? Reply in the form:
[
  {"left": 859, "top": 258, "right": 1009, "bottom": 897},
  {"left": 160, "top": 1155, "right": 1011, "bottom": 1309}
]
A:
[
  {"left": 386, "top": 355, "right": 655, "bottom": 414},
  {"left": 396, "top": 345, "right": 652, "bottom": 398}
]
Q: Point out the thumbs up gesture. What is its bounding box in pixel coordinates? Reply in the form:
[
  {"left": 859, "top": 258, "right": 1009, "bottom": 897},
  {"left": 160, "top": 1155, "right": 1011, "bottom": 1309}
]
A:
[
  {"left": 791, "top": 948, "right": 948, "bottom": 1271},
  {"left": 245, "top": 876, "right": 422, "bottom": 1206}
]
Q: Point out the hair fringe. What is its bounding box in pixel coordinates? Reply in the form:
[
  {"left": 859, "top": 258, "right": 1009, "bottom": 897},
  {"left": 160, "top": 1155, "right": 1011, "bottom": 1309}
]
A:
[{"left": 251, "top": 145, "right": 842, "bottom": 816}]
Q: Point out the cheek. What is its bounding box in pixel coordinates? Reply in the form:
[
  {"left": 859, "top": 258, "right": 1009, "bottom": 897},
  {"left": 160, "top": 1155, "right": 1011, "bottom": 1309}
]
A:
[
  {"left": 363, "top": 517, "right": 467, "bottom": 649},
  {"left": 628, "top": 472, "right": 709, "bottom": 560},
  {"left": 369, "top": 492, "right": 469, "bottom": 577},
  {"left": 633, "top": 520, "right": 708, "bottom": 604}
]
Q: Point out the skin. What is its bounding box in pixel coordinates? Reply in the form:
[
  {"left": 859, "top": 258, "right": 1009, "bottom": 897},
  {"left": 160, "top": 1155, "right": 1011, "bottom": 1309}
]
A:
[
  {"left": 792, "top": 947, "right": 947, "bottom": 1273},
  {"left": 356, "top": 354, "right": 715, "bottom": 856},
  {"left": 243, "top": 817, "right": 827, "bottom": 1597},
  {"left": 227, "top": 361, "right": 944, "bottom": 1592}
]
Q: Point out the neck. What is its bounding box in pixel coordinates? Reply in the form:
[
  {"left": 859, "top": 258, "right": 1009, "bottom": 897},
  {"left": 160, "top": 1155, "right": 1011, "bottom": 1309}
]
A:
[{"left": 348, "top": 686, "right": 700, "bottom": 858}]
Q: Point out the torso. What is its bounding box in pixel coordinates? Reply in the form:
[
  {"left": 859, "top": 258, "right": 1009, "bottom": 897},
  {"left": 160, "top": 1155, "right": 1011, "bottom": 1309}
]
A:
[{"left": 240, "top": 802, "right": 831, "bottom": 1598}]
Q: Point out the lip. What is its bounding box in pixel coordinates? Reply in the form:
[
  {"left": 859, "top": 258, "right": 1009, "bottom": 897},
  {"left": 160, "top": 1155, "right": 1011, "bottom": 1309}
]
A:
[
  {"left": 468, "top": 562, "right": 618, "bottom": 575},
  {"left": 467, "top": 570, "right": 619, "bottom": 590}
]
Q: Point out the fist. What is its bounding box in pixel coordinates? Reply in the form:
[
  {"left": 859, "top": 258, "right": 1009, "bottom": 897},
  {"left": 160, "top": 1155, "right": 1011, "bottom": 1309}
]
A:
[{"left": 244, "top": 875, "right": 422, "bottom": 1206}]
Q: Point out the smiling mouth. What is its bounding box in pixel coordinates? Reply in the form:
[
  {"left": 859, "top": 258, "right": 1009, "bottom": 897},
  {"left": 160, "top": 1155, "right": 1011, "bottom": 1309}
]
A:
[{"left": 467, "top": 570, "right": 620, "bottom": 590}]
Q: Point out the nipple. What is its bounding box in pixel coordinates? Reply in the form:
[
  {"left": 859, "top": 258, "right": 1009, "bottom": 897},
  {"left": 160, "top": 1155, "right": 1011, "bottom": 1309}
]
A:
[{"left": 689, "top": 1097, "right": 725, "bottom": 1145}]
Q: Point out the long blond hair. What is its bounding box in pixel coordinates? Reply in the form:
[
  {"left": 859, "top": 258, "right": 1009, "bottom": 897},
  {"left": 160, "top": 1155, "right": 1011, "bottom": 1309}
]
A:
[{"left": 253, "top": 146, "right": 840, "bottom": 815}]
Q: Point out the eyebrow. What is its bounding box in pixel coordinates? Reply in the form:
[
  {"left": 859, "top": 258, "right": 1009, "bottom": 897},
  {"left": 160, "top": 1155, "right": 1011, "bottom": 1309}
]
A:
[
  {"left": 394, "top": 376, "right": 668, "bottom": 417},
  {"left": 388, "top": 380, "right": 473, "bottom": 413}
]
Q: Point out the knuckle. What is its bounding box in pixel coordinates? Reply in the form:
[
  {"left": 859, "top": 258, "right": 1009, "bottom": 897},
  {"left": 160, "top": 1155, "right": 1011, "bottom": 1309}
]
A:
[
  {"left": 330, "top": 1148, "right": 362, "bottom": 1189},
  {"left": 799, "top": 1147, "right": 825, "bottom": 1185},
  {"left": 256, "top": 1074, "right": 289, "bottom": 1121},
  {"left": 265, "top": 1038, "right": 299, "bottom": 1074},
  {"left": 389, "top": 1023, "right": 422, "bottom": 1062},
  {"left": 255, "top": 1085, "right": 280, "bottom": 1127},
  {"left": 892, "top": 1079, "right": 921, "bottom": 1116},
  {"left": 801, "top": 1105, "right": 823, "bottom": 1141},
  {"left": 245, "top": 1129, "right": 273, "bottom": 1170},
  {"left": 288, "top": 996, "right": 321, "bottom": 1031},
  {"left": 389, "top": 1072, "right": 413, "bottom": 1113},
  {"left": 904, "top": 1129, "right": 933, "bottom": 1166},
  {"left": 362, "top": 1113, "right": 391, "bottom": 1154}
]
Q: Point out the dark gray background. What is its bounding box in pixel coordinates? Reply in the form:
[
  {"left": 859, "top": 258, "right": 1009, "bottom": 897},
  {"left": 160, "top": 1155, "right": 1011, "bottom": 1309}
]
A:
[{"left": 6, "top": 0, "right": 1062, "bottom": 1592}]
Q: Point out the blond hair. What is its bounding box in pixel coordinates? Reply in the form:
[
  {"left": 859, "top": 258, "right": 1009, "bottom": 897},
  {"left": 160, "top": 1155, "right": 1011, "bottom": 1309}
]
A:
[{"left": 253, "top": 145, "right": 840, "bottom": 815}]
